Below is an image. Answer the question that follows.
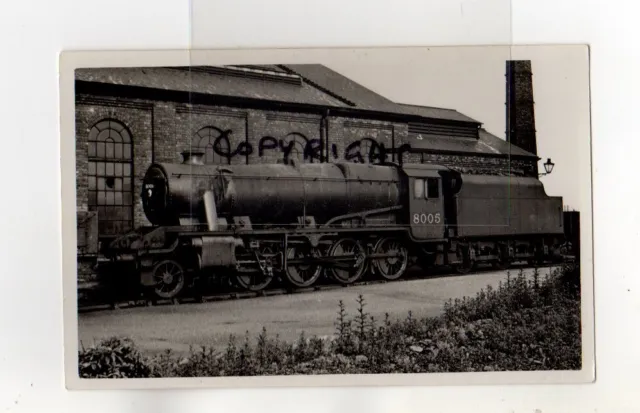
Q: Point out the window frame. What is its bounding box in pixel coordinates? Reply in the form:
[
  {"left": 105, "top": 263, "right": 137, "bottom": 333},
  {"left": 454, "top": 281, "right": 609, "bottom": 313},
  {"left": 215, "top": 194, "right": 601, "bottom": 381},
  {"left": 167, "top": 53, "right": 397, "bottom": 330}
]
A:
[
  {"left": 193, "top": 126, "right": 232, "bottom": 165},
  {"left": 413, "top": 178, "right": 425, "bottom": 199},
  {"left": 87, "top": 119, "right": 134, "bottom": 236},
  {"left": 426, "top": 177, "right": 440, "bottom": 199}
]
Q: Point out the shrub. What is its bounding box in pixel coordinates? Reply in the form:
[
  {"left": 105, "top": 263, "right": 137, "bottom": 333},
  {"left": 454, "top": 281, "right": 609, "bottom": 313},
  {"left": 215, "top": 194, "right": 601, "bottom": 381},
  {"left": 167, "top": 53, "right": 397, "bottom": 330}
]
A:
[
  {"left": 78, "top": 337, "right": 150, "bottom": 378},
  {"left": 79, "top": 266, "right": 582, "bottom": 377}
]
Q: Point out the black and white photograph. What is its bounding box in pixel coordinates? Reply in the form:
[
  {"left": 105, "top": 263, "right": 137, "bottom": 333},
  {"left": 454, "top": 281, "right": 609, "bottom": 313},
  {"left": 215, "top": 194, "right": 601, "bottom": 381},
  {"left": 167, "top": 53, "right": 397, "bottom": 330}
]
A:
[{"left": 60, "top": 46, "right": 594, "bottom": 388}]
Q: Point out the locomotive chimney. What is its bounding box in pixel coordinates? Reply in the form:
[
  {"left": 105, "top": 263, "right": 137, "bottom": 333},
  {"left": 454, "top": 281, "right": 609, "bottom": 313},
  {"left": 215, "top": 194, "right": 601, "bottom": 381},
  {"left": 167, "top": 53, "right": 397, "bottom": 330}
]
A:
[
  {"left": 181, "top": 149, "right": 206, "bottom": 165},
  {"left": 506, "top": 60, "right": 538, "bottom": 176}
]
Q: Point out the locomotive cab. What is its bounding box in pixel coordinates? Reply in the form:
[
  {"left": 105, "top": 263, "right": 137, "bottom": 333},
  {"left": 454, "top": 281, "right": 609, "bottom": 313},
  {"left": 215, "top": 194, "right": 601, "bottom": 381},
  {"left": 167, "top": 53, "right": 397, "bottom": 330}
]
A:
[{"left": 402, "top": 164, "right": 448, "bottom": 240}]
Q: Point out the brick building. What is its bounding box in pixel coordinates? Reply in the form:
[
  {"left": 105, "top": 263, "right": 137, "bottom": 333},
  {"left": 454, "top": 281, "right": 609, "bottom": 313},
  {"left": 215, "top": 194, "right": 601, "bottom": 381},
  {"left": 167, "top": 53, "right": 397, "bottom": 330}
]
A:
[{"left": 74, "top": 63, "right": 538, "bottom": 259}]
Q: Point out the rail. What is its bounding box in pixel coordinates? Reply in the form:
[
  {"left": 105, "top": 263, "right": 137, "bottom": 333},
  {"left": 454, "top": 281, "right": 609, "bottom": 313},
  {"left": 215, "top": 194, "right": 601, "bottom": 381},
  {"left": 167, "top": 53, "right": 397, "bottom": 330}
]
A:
[{"left": 77, "top": 261, "right": 568, "bottom": 314}]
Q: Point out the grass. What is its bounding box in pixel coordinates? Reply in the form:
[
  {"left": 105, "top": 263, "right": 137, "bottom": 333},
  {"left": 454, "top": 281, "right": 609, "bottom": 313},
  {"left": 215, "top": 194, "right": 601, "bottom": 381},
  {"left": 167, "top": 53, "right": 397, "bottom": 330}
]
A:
[{"left": 78, "top": 265, "right": 581, "bottom": 378}]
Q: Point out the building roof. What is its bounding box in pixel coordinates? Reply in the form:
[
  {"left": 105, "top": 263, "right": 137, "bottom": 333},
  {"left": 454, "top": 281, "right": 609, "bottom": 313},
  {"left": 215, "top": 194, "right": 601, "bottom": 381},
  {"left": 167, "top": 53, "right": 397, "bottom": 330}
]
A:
[
  {"left": 478, "top": 128, "right": 537, "bottom": 157},
  {"left": 76, "top": 64, "right": 480, "bottom": 125},
  {"left": 281, "top": 65, "right": 479, "bottom": 123},
  {"left": 393, "top": 103, "right": 479, "bottom": 123},
  {"left": 410, "top": 128, "right": 537, "bottom": 158},
  {"left": 76, "top": 64, "right": 535, "bottom": 158},
  {"left": 75, "top": 66, "right": 353, "bottom": 109}
]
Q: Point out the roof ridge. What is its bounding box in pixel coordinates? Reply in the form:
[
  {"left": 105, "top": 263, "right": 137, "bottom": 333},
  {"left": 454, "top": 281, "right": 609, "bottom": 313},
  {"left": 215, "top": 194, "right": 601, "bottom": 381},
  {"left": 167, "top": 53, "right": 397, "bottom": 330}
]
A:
[
  {"left": 310, "top": 65, "right": 398, "bottom": 105},
  {"left": 397, "top": 102, "right": 461, "bottom": 113},
  {"left": 278, "top": 65, "right": 357, "bottom": 107}
]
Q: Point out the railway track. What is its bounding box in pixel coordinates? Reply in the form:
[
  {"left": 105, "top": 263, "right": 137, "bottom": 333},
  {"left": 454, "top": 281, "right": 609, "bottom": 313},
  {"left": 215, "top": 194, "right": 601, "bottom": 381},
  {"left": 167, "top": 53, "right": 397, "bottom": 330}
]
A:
[{"left": 77, "top": 262, "right": 564, "bottom": 314}]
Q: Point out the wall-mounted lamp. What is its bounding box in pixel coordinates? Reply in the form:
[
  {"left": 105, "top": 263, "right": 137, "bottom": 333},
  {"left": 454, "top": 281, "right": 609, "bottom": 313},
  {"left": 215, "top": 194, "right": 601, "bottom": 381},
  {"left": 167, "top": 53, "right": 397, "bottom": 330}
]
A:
[{"left": 539, "top": 158, "right": 555, "bottom": 177}]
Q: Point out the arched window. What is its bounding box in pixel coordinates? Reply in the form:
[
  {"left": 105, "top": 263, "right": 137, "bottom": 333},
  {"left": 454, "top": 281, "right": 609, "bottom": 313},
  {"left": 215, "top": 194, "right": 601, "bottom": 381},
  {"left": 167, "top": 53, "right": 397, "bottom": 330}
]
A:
[
  {"left": 357, "top": 138, "right": 386, "bottom": 164},
  {"left": 282, "top": 133, "right": 310, "bottom": 165},
  {"left": 359, "top": 139, "right": 373, "bottom": 163},
  {"left": 193, "top": 126, "right": 231, "bottom": 165},
  {"left": 87, "top": 119, "right": 134, "bottom": 236}
]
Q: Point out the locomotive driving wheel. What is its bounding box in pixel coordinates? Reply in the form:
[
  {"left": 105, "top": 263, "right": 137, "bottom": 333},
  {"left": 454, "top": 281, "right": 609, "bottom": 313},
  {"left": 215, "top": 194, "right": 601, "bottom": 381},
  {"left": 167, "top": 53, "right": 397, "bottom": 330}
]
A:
[
  {"left": 328, "top": 238, "right": 367, "bottom": 285},
  {"left": 372, "top": 237, "right": 409, "bottom": 280},
  {"left": 151, "top": 260, "right": 186, "bottom": 299},
  {"left": 234, "top": 245, "right": 277, "bottom": 292},
  {"left": 283, "top": 244, "right": 323, "bottom": 288}
]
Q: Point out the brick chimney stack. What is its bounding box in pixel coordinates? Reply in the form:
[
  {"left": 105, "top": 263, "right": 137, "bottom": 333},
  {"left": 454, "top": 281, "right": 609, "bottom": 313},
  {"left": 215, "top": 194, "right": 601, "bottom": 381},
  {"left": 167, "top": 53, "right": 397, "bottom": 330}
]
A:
[{"left": 506, "top": 60, "right": 538, "bottom": 176}]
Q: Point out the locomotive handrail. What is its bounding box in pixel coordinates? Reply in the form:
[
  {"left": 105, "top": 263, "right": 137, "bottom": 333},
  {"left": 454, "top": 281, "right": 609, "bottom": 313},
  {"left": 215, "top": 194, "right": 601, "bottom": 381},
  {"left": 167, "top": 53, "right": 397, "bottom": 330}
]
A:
[
  {"left": 321, "top": 205, "right": 404, "bottom": 228},
  {"left": 172, "top": 226, "right": 410, "bottom": 238}
]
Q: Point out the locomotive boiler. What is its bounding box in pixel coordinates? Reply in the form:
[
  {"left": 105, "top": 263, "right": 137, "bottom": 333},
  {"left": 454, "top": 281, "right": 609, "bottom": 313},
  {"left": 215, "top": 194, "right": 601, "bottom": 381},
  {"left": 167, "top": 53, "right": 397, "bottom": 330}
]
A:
[
  {"left": 102, "top": 150, "right": 572, "bottom": 301},
  {"left": 142, "top": 151, "right": 404, "bottom": 229}
]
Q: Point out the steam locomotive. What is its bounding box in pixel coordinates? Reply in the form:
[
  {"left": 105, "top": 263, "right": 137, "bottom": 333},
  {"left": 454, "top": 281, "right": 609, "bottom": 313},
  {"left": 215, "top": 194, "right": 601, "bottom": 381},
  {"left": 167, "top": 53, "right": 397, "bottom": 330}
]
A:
[{"left": 100, "top": 150, "right": 571, "bottom": 300}]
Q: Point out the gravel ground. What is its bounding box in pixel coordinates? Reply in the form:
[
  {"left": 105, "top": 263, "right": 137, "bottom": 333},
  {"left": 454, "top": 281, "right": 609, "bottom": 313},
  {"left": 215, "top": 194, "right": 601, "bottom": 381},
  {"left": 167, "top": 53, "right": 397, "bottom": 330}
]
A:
[{"left": 78, "top": 266, "right": 551, "bottom": 355}]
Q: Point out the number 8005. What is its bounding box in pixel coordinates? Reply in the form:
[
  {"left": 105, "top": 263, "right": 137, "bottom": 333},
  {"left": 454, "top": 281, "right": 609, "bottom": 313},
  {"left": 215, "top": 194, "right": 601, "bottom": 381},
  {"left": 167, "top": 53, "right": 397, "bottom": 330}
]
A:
[{"left": 413, "top": 213, "right": 441, "bottom": 224}]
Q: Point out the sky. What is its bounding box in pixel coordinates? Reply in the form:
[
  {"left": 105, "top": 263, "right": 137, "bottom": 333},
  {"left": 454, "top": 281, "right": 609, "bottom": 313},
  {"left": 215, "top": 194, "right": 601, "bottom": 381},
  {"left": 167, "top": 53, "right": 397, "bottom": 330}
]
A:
[{"left": 316, "top": 45, "right": 591, "bottom": 211}]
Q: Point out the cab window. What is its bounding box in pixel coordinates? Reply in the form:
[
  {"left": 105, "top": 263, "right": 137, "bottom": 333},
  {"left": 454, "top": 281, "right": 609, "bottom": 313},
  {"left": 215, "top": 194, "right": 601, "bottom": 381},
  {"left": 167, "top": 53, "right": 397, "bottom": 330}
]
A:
[
  {"left": 426, "top": 178, "right": 439, "bottom": 199},
  {"left": 413, "top": 179, "right": 424, "bottom": 199}
]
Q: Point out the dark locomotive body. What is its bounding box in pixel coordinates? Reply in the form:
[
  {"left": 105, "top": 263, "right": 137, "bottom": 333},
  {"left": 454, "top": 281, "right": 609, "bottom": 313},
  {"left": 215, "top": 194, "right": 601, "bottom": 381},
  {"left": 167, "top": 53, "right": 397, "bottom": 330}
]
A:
[
  {"left": 100, "top": 150, "right": 571, "bottom": 299},
  {"left": 142, "top": 152, "right": 404, "bottom": 229}
]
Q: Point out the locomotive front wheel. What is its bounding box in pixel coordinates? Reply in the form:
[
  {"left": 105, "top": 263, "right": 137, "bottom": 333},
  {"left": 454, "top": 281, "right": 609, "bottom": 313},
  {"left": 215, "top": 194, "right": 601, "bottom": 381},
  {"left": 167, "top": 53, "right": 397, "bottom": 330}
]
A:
[
  {"left": 234, "top": 246, "right": 276, "bottom": 292},
  {"left": 372, "top": 237, "right": 409, "bottom": 281},
  {"left": 328, "top": 238, "right": 367, "bottom": 285},
  {"left": 151, "top": 260, "right": 186, "bottom": 300},
  {"left": 235, "top": 272, "right": 274, "bottom": 292},
  {"left": 283, "top": 245, "right": 323, "bottom": 288}
]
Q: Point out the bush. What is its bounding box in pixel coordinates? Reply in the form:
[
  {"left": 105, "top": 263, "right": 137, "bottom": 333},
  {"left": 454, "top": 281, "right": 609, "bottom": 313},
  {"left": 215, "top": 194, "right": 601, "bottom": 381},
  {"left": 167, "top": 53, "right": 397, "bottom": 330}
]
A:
[
  {"left": 78, "top": 337, "right": 151, "bottom": 378},
  {"left": 79, "top": 266, "right": 582, "bottom": 377}
]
